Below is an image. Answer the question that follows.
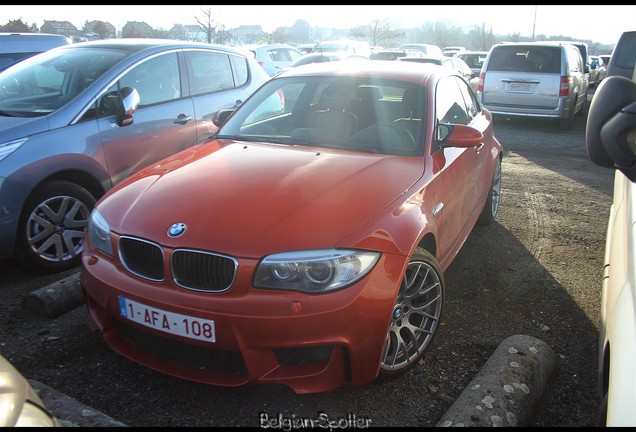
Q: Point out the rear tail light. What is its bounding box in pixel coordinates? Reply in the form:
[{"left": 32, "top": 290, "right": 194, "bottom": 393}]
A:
[
  {"left": 258, "top": 61, "right": 264, "bottom": 68},
  {"left": 477, "top": 72, "right": 485, "bottom": 92},
  {"left": 560, "top": 76, "right": 571, "bottom": 96}
]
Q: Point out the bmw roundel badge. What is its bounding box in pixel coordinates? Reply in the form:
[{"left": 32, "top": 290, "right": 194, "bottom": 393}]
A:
[{"left": 167, "top": 223, "right": 187, "bottom": 238}]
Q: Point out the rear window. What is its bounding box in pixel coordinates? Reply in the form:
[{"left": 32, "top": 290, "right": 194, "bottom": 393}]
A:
[{"left": 488, "top": 46, "right": 561, "bottom": 73}]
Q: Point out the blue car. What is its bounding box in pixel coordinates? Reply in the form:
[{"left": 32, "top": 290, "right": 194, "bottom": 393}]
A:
[{"left": 0, "top": 39, "right": 272, "bottom": 272}]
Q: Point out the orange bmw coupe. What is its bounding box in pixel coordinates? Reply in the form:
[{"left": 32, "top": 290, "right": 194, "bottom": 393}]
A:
[{"left": 81, "top": 60, "right": 503, "bottom": 394}]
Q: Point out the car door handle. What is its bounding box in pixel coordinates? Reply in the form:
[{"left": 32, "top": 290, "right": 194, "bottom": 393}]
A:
[{"left": 174, "top": 114, "right": 192, "bottom": 125}]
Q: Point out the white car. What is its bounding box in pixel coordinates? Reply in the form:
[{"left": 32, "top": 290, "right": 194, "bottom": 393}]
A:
[
  {"left": 244, "top": 44, "right": 304, "bottom": 77},
  {"left": 0, "top": 355, "right": 60, "bottom": 426},
  {"left": 585, "top": 30, "right": 636, "bottom": 427}
]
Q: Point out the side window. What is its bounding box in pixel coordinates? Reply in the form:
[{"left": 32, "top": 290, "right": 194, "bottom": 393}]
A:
[
  {"left": 118, "top": 53, "right": 180, "bottom": 107},
  {"left": 268, "top": 49, "right": 290, "bottom": 62},
  {"left": 288, "top": 49, "right": 303, "bottom": 63},
  {"left": 568, "top": 48, "right": 583, "bottom": 73},
  {"left": 457, "top": 78, "right": 479, "bottom": 120},
  {"left": 229, "top": 54, "right": 249, "bottom": 87},
  {"left": 188, "top": 51, "right": 236, "bottom": 96},
  {"left": 436, "top": 76, "right": 469, "bottom": 126}
]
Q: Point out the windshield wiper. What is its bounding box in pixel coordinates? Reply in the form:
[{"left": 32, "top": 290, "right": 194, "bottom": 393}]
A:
[{"left": 0, "top": 110, "right": 22, "bottom": 117}]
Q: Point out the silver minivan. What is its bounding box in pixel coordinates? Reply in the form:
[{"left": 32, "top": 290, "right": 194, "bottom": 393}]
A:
[
  {"left": 477, "top": 41, "right": 588, "bottom": 130},
  {"left": 0, "top": 39, "right": 273, "bottom": 272}
]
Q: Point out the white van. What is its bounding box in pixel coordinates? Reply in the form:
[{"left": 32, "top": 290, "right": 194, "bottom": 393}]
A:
[{"left": 0, "top": 32, "right": 71, "bottom": 71}]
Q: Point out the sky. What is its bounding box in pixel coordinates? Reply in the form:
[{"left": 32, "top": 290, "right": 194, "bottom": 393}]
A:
[{"left": 2, "top": 5, "right": 634, "bottom": 45}]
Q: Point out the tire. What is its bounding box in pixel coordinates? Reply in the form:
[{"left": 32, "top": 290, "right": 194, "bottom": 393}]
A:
[
  {"left": 559, "top": 97, "right": 576, "bottom": 130},
  {"left": 477, "top": 156, "right": 502, "bottom": 225},
  {"left": 379, "top": 248, "right": 444, "bottom": 377},
  {"left": 15, "top": 180, "right": 96, "bottom": 273}
]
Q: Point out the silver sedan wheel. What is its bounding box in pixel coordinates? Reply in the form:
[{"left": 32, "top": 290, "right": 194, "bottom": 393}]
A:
[{"left": 380, "top": 249, "right": 444, "bottom": 375}]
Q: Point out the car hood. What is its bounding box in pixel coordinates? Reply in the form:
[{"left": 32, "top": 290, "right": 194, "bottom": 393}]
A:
[
  {"left": 0, "top": 116, "right": 50, "bottom": 142},
  {"left": 99, "top": 139, "right": 425, "bottom": 257}
]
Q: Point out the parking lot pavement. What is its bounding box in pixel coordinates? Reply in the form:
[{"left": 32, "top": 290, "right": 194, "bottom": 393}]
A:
[{"left": 29, "top": 380, "right": 127, "bottom": 427}]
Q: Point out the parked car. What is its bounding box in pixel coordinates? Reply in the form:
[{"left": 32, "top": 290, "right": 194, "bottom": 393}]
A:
[
  {"left": 311, "top": 39, "right": 371, "bottom": 58},
  {"left": 398, "top": 43, "right": 443, "bottom": 58},
  {"left": 297, "top": 43, "right": 315, "bottom": 55},
  {"left": 80, "top": 60, "right": 503, "bottom": 395},
  {"left": 369, "top": 49, "right": 423, "bottom": 61},
  {"left": 0, "top": 39, "right": 273, "bottom": 273},
  {"left": 279, "top": 52, "right": 368, "bottom": 73},
  {"left": 243, "top": 44, "right": 304, "bottom": 77},
  {"left": 588, "top": 55, "right": 608, "bottom": 87},
  {"left": 442, "top": 46, "right": 466, "bottom": 57},
  {"left": 477, "top": 41, "right": 588, "bottom": 130},
  {"left": 0, "top": 32, "right": 71, "bottom": 72},
  {"left": 587, "top": 29, "right": 636, "bottom": 427},
  {"left": 0, "top": 354, "right": 60, "bottom": 426},
  {"left": 398, "top": 55, "right": 478, "bottom": 91},
  {"left": 455, "top": 50, "right": 489, "bottom": 76},
  {"left": 599, "top": 54, "right": 612, "bottom": 70}
]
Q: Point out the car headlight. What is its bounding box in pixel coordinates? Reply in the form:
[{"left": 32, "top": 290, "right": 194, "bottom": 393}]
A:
[
  {"left": 254, "top": 249, "right": 380, "bottom": 293},
  {"left": 0, "top": 137, "right": 28, "bottom": 162},
  {"left": 88, "top": 209, "right": 113, "bottom": 256}
]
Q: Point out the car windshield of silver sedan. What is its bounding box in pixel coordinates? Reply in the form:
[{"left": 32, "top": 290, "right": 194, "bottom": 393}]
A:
[{"left": 216, "top": 76, "right": 427, "bottom": 156}]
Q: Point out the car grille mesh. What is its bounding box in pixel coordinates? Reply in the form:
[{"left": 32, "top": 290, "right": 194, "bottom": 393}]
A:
[
  {"left": 118, "top": 236, "right": 237, "bottom": 292},
  {"left": 118, "top": 321, "right": 247, "bottom": 374},
  {"left": 119, "top": 237, "right": 164, "bottom": 281},
  {"left": 172, "top": 250, "right": 236, "bottom": 292}
]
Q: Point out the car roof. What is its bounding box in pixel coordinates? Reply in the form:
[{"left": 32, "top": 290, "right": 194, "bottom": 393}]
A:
[
  {"left": 244, "top": 43, "right": 302, "bottom": 51},
  {"left": 276, "top": 59, "right": 452, "bottom": 84},
  {"left": 58, "top": 38, "right": 246, "bottom": 55}
]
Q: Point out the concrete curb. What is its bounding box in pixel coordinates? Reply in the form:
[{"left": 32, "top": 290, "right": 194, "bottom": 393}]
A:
[
  {"left": 29, "top": 380, "right": 127, "bottom": 427},
  {"left": 22, "top": 271, "right": 84, "bottom": 318},
  {"left": 436, "top": 334, "right": 559, "bottom": 427}
]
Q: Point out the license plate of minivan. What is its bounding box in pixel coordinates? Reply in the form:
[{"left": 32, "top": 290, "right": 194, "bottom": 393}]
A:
[{"left": 508, "top": 82, "right": 534, "bottom": 93}]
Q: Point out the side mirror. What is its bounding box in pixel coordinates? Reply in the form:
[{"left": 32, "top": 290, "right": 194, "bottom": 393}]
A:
[
  {"left": 212, "top": 108, "right": 236, "bottom": 127},
  {"left": 586, "top": 76, "right": 636, "bottom": 182},
  {"left": 437, "top": 123, "right": 483, "bottom": 148},
  {"left": 117, "top": 87, "right": 140, "bottom": 127}
]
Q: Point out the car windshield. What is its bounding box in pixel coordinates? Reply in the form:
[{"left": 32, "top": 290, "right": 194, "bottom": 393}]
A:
[
  {"left": 0, "top": 47, "right": 128, "bottom": 117},
  {"left": 217, "top": 75, "right": 427, "bottom": 156}
]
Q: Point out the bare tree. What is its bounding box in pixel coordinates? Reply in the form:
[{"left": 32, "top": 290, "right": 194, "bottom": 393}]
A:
[
  {"left": 194, "top": 6, "right": 223, "bottom": 44},
  {"left": 424, "top": 22, "right": 464, "bottom": 49},
  {"left": 350, "top": 18, "right": 405, "bottom": 47},
  {"left": 467, "top": 24, "right": 496, "bottom": 51}
]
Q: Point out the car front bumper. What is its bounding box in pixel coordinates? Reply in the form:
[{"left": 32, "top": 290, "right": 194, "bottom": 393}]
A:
[{"left": 80, "top": 251, "right": 405, "bottom": 394}]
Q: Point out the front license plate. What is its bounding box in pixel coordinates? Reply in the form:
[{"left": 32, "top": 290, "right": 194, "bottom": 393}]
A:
[
  {"left": 118, "top": 296, "right": 216, "bottom": 343},
  {"left": 509, "top": 82, "right": 533, "bottom": 93}
]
